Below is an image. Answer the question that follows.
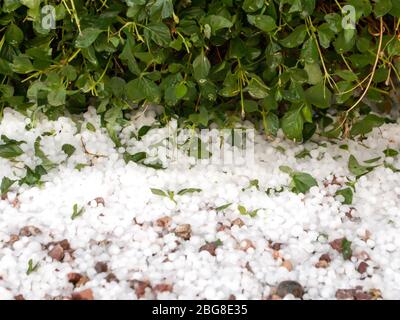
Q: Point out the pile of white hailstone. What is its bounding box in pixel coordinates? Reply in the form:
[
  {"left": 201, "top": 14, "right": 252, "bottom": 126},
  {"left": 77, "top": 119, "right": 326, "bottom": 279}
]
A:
[{"left": 0, "top": 106, "right": 400, "bottom": 300}]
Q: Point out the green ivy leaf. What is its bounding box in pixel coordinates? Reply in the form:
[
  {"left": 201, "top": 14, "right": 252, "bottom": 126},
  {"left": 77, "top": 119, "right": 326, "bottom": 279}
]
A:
[
  {"left": 3, "top": 0, "right": 22, "bottom": 12},
  {"left": 318, "top": 24, "right": 335, "bottom": 48},
  {"left": 71, "top": 203, "right": 85, "bottom": 220},
  {"left": 280, "top": 25, "right": 308, "bottom": 48},
  {"left": 47, "top": 88, "right": 66, "bottom": 106},
  {"left": 34, "top": 137, "right": 56, "bottom": 171},
  {"left": 348, "top": 155, "right": 374, "bottom": 177},
  {"left": 281, "top": 105, "right": 304, "bottom": 142},
  {"left": 244, "top": 100, "right": 259, "bottom": 112},
  {"left": 137, "top": 126, "right": 152, "bottom": 140},
  {"left": 247, "top": 15, "right": 276, "bottom": 32},
  {"left": 305, "top": 83, "right": 332, "bottom": 109},
  {"left": 86, "top": 122, "right": 96, "bottom": 132},
  {"left": 301, "top": 37, "right": 319, "bottom": 64},
  {"left": 205, "top": 15, "right": 233, "bottom": 33},
  {"left": 5, "top": 24, "right": 24, "bottom": 46},
  {"left": 12, "top": 56, "right": 34, "bottom": 74},
  {"left": 126, "top": 77, "right": 161, "bottom": 103},
  {"left": 175, "top": 82, "right": 188, "bottom": 99},
  {"left": 1, "top": 177, "right": 17, "bottom": 195},
  {"left": 19, "top": 165, "right": 47, "bottom": 187},
  {"left": 124, "top": 151, "right": 147, "bottom": 163},
  {"left": 177, "top": 188, "right": 202, "bottom": 195},
  {"left": 383, "top": 148, "right": 399, "bottom": 157},
  {"left": 390, "top": 0, "right": 400, "bottom": 16},
  {"left": 263, "top": 112, "right": 279, "bottom": 136},
  {"left": 215, "top": 203, "right": 232, "bottom": 212},
  {"left": 75, "top": 28, "right": 103, "bottom": 48},
  {"left": 291, "top": 172, "right": 318, "bottom": 194},
  {"left": 0, "top": 136, "right": 24, "bottom": 159},
  {"left": 247, "top": 76, "right": 269, "bottom": 99},
  {"left": 143, "top": 22, "right": 171, "bottom": 47},
  {"left": 150, "top": 188, "right": 168, "bottom": 197},
  {"left": 374, "top": 0, "right": 392, "bottom": 17},
  {"left": 350, "top": 114, "right": 385, "bottom": 137},
  {"left": 62, "top": 144, "right": 76, "bottom": 158},
  {"left": 335, "top": 188, "right": 353, "bottom": 204},
  {"left": 334, "top": 29, "right": 356, "bottom": 54},
  {"left": 242, "top": 0, "right": 264, "bottom": 13},
  {"left": 193, "top": 52, "right": 211, "bottom": 82}
]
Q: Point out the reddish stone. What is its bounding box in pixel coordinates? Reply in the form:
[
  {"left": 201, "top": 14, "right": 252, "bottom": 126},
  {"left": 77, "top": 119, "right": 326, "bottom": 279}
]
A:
[
  {"left": 71, "top": 289, "right": 94, "bottom": 300},
  {"left": 48, "top": 244, "right": 64, "bottom": 261}
]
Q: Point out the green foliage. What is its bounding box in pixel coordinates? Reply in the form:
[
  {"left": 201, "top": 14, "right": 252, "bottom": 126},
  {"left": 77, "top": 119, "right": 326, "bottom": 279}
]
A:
[
  {"left": 238, "top": 204, "right": 259, "bottom": 218},
  {"left": 335, "top": 187, "right": 353, "bottom": 205},
  {"left": 215, "top": 203, "right": 232, "bottom": 212},
  {"left": 71, "top": 203, "right": 85, "bottom": 220},
  {"left": 350, "top": 114, "right": 385, "bottom": 137},
  {"left": 348, "top": 155, "right": 375, "bottom": 177},
  {"left": 383, "top": 148, "right": 399, "bottom": 157},
  {"left": 341, "top": 238, "right": 353, "bottom": 260},
  {"left": 0, "top": 135, "right": 25, "bottom": 159},
  {"left": 26, "top": 259, "right": 40, "bottom": 275},
  {"left": 0, "top": 1, "right": 398, "bottom": 141},
  {"left": 279, "top": 165, "right": 318, "bottom": 194},
  {"left": 1, "top": 176, "right": 16, "bottom": 195},
  {"left": 62, "top": 144, "right": 76, "bottom": 158}
]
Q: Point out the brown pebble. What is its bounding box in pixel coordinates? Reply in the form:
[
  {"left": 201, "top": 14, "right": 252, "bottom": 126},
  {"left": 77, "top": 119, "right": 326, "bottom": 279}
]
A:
[
  {"left": 94, "top": 197, "right": 105, "bottom": 206},
  {"left": 315, "top": 260, "right": 329, "bottom": 268},
  {"left": 228, "top": 294, "right": 236, "bottom": 300},
  {"left": 319, "top": 253, "right": 331, "bottom": 263},
  {"left": 357, "top": 261, "right": 369, "bottom": 274},
  {"left": 354, "top": 289, "right": 372, "bottom": 300},
  {"left": 76, "top": 275, "right": 89, "bottom": 288},
  {"left": 231, "top": 218, "right": 245, "bottom": 228},
  {"left": 94, "top": 262, "right": 108, "bottom": 273},
  {"left": 67, "top": 272, "right": 83, "bottom": 285},
  {"left": 58, "top": 239, "right": 71, "bottom": 251},
  {"left": 71, "top": 289, "right": 94, "bottom": 300},
  {"left": 330, "top": 238, "right": 344, "bottom": 252},
  {"left": 282, "top": 260, "right": 293, "bottom": 271},
  {"left": 19, "top": 226, "right": 42, "bottom": 237},
  {"left": 369, "top": 288, "right": 382, "bottom": 299},
  {"left": 216, "top": 222, "right": 229, "bottom": 232},
  {"left": 271, "top": 242, "right": 283, "bottom": 251},
  {"left": 129, "top": 280, "right": 151, "bottom": 299},
  {"left": 335, "top": 289, "right": 355, "bottom": 300},
  {"left": 276, "top": 281, "right": 304, "bottom": 298},
  {"left": 105, "top": 273, "right": 119, "bottom": 283},
  {"left": 48, "top": 244, "right": 64, "bottom": 261},
  {"left": 155, "top": 216, "right": 172, "bottom": 228},
  {"left": 354, "top": 292, "right": 372, "bottom": 300},
  {"left": 6, "top": 234, "right": 20, "bottom": 246},
  {"left": 14, "top": 294, "right": 25, "bottom": 300},
  {"left": 11, "top": 197, "right": 20, "bottom": 208},
  {"left": 199, "top": 242, "right": 218, "bottom": 256},
  {"left": 174, "top": 224, "right": 192, "bottom": 240},
  {"left": 153, "top": 283, "right": 173, "bottom": 293},
  {"left": 245, "top": 261, "right": 254, "bottom": 274}
]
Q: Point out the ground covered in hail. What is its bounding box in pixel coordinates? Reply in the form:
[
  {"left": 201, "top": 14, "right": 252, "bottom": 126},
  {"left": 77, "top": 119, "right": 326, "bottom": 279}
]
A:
[{"left": 0, "top": 107, "right": 400, "bottom": 300}]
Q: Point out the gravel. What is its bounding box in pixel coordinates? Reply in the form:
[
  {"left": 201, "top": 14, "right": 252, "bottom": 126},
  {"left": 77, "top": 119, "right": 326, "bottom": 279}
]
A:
[{"left": 0, "top": 106, "right": 400, "bottom": 300}]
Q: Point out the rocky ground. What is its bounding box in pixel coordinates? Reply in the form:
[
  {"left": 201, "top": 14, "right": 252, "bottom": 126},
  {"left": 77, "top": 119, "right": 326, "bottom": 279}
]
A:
[{"left": 0, "top": 107, "right": 399, "bottom": 300}]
